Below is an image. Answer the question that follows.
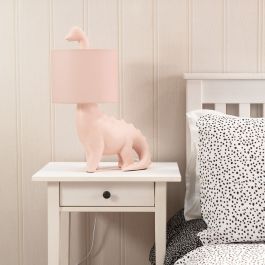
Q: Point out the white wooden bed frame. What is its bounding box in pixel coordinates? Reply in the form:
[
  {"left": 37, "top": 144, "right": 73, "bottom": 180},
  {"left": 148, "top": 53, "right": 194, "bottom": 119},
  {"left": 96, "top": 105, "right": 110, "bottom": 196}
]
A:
[{"left": 184, "top": 73, "right": 265, "bottom": 158}]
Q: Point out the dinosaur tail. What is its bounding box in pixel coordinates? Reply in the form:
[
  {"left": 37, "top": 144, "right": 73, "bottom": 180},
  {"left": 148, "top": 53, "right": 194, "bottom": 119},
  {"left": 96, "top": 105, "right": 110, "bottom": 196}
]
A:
[{"left": 122, "top": 133, "right": 151, "bottom": 171}]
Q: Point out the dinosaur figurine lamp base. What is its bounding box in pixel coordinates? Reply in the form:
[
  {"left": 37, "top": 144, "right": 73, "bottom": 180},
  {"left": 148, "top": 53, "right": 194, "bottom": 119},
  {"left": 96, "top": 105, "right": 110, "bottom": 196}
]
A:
[{"left": 51, "top": 27, "right": 151, "bottom": 172}]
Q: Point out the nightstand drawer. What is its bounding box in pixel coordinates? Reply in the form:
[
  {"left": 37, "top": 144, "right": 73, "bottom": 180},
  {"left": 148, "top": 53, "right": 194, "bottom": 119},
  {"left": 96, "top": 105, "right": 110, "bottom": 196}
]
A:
[{"left": 60, "top": 182, "right": 154, "bottom": 206}]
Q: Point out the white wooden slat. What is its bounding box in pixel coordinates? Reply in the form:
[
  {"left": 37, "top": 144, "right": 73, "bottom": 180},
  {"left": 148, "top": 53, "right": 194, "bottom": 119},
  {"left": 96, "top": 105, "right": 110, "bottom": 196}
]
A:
[
  {"left": 239, "top": 104, "right": 250, "bottom": 117},
  {"left": 19, "top": 0, "right": 51, "bottom": 264},
  {"left": 122, "top": 1, "right": 155, "bottom": 264},
  {"left": 52, "top": 2, "right": 87, "bottom": 265},
  {"left": 192, "top": 0, "right": 224, "bottom": 72},
  {"left": 0, "top": 1, "right": 19, "bottom": 265},
  {"left": 155, "top": 183, "right": 167, "bottom": 265},
  {"left": 227, "top": 0, "right": 259, "bottom": 72},
  {"left": 215, "top": 104, "right": 226, "bottom": 113},
  {"left": 48, "top": 182, "right": 60, "bottom": 265},
  {"left": 60, "top": 212, "right": 70, "bottom": 265}
]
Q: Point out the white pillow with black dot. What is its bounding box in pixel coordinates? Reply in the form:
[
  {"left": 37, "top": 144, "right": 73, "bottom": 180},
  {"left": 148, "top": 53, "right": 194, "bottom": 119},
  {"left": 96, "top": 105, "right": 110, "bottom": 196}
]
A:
[
  {"left": 174, "top": 244, "right": 265, "bottom": 265},
  {"left": 195, "top": 111, "right": 265, "bottom": 244},
  {"left": 184, "top": 109, "right": 226, "bottom": 220}
]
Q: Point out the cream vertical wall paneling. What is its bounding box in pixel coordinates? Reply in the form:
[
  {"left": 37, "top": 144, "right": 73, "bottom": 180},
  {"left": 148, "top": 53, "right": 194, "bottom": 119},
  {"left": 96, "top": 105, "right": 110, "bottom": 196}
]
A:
[
  {"left": 19, "top": 0, "right": 51, "bottom": 264},
  {"left": 86, "top": 1, "right": 121, "bottom": 265},
  {"left": 52, "top": 1, "right": 87, "bottom": 265},
  {"left": 0, "top": 1, "right": 19, "bottom": 265},
  {"left": 226, "top": 0, "right": 259, "bottom": 72},
  {"left": 192, "top": 0, "right": 224, "bottom": 72},
  {"left": 157, "top": 0, "right": 188, "bottom": 218},
  {"left": 1, "top": 1, "right": 265, "bottom": 265},
  {"left": 122, "top": 1, "right": 155, "bottom": 264}
]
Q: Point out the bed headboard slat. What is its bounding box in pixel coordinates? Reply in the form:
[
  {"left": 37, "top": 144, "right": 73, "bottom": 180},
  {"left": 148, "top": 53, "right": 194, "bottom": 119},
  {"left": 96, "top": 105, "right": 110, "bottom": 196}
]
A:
[
  {"left": 215, "top": 103, "right": 226, "bottom": 113},
  {"left": 239, "top": 104, "right": 250, "bottom": 117}
]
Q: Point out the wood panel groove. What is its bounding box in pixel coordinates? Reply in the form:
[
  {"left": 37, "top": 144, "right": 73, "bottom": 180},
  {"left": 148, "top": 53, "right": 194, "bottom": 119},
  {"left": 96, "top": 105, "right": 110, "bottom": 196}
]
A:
[
  {"left": 14, "top": 0, "right": 23, "bottom": 264},
  {"left": 120, "top": 213, "right": 125, "bottom": 265},
  {"left": 49, "top": 0, "right": 55, "bottom": 161},
  {"left": 188, "top": 0, "right": 192, "bottom": 72},
  {"left": 258, "top": 0, "right": 263, "bottom": 72},
  {"left": 118, "top": 0, "right": 124, "bottom": 119},
  {"left": 118, "top": 1, "right": 125, "bottom": 265},
  {"left": 83, "top": 0, "right": 88, "bottom": 35},
  {"left": 223, "top": 0, "right": 227, "bottom": 72},
  {"left": 153, "top": 0, "right": 159, "bottom": 161},
  {"left": 260, "top": 0, "right": 265, "bottom": 72}
]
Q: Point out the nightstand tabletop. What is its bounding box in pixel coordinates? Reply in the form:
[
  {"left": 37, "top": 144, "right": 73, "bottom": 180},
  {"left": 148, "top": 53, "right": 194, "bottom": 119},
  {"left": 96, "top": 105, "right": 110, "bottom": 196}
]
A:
[{"left": 32, "top": 162, "right": 181, "bottom": 182}]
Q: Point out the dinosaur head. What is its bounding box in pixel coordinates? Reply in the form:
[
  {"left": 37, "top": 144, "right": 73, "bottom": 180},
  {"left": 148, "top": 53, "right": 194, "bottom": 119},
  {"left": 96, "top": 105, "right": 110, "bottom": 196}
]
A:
[{"left": 65, "top": 26, "right": 85, "bottom": 42}]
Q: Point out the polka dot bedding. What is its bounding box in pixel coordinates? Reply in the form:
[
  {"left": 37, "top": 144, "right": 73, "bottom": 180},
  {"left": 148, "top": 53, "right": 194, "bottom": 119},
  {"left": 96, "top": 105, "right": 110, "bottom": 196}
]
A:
[
  {"left": 149, "top": 209, "right": 206, "bottom": 265},
  {"left": 174, "top": 243, "right": 265, "bottom": 265},
  {"left": 197, "top": 114, "right": 265, "bottom": 244},
  {"left": 150, "top": 112, "right": 265, "bottom": 265}
]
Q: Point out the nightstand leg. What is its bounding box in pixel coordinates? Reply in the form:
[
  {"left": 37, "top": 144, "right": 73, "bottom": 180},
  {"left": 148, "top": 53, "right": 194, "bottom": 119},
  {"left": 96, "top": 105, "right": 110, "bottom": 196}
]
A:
[
  {"left": 60, "top": 212, "right": 70, "bottom": 265},
  {"left": 48, "top": 182, "right": 60, "bottom": 265},
  {"left": 155, "top": 182, "right": 167, "bottom": 265}
]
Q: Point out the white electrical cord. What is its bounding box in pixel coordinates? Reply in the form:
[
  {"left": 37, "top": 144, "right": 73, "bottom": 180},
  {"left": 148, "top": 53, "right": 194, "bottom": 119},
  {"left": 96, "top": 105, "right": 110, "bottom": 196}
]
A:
[{"left": 76, "top": 214, "right": 97, "bottom": 265}]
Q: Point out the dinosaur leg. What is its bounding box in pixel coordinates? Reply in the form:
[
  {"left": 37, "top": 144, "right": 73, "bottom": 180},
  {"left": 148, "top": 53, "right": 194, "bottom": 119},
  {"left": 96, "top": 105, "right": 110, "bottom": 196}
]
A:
[
  {"left": 86, "top": 153, "right": 100, "bottom": 170},
  {"left": 86, "top": 143, "right": 104, "bottom": 173},
  {"left": 119, "top": 144, "right": 134, "bottom": 170},
  {"left": 118, "top": 154, "right": 123, "bottom": 168}
]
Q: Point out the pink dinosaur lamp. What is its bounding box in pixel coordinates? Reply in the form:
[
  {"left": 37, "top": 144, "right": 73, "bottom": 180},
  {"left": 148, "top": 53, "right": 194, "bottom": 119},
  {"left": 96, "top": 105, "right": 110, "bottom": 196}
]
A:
[{"left": 52, "top": 27, "right": 151, "bottom": 172}]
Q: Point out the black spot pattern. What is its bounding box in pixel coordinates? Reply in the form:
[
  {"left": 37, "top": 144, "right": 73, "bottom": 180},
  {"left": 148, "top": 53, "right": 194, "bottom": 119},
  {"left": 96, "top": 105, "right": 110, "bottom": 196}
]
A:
[
  {"left": 197, "top": 114, "right": 265, "bottom": 245},
  {"left": 149, "top": 209, "right": 206, "bottom": 265},
  {"left": 174, "top": 243, "right": 265, "bottom": 264}
]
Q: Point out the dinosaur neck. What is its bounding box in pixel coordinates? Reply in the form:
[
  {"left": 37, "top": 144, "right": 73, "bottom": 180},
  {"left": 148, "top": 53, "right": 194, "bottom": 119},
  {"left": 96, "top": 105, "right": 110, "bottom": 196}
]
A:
[{"left": 76, "top": 103, "right": 102, "bottom": 119}]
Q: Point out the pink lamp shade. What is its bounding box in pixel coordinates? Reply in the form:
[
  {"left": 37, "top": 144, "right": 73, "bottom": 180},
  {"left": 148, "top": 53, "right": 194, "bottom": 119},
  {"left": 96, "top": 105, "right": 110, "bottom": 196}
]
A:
[{"left": 51, "top": 49, "right": 118, "bottom": 103}]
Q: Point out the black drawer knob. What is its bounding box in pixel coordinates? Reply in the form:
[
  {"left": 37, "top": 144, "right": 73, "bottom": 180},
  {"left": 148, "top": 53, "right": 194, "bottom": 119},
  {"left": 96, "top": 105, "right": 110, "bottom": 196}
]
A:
[{"left": 103, "top": 191, "right": 111, "bottom": 199}]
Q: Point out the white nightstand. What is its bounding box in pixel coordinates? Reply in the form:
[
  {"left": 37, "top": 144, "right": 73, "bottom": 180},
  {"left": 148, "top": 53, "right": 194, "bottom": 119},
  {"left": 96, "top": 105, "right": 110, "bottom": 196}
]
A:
[{"left": 32, "top": 162, "right": 181, "bottom": 265}]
